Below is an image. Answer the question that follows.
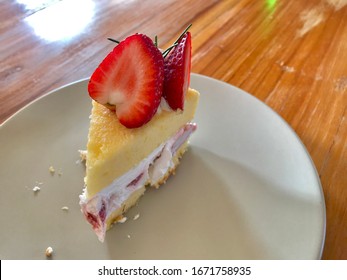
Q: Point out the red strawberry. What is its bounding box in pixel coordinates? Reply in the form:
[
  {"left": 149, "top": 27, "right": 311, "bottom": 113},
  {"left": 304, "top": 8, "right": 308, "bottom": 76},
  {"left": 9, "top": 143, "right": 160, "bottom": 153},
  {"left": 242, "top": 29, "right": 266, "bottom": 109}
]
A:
[
  {"left": 163, "top": 32, "right": 192, "bottom": 111},
  {"left": 88, "top": 34, "right": 164, "bottom": 128}
]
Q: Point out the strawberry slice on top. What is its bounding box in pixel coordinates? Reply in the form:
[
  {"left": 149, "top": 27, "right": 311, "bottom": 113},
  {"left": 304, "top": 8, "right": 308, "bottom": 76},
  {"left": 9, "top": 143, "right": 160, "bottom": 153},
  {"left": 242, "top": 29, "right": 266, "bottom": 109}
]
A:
[
  {"left": 163, "top": 32, "right": 192, "bottom": 111},
  {"left": 88, "top": 33, "right": 164, "bottom": 128}
]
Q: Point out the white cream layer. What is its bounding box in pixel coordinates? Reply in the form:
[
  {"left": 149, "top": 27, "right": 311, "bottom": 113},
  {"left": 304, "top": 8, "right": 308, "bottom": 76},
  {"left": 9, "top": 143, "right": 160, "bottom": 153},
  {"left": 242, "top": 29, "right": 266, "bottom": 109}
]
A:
[{"left": 80, "top": 123, "right": 197, "bottom": 242}]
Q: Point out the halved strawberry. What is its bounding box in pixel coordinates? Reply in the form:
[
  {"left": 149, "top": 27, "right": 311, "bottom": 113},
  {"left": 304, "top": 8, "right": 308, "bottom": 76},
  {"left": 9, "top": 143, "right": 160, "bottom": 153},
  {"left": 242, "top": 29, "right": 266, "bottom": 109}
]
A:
[
  {"left": 88, "top": 34, "right": 164, "bottom": 128},
  {"left": 163, "top": 32, "right": 191, "bottom": 111}
]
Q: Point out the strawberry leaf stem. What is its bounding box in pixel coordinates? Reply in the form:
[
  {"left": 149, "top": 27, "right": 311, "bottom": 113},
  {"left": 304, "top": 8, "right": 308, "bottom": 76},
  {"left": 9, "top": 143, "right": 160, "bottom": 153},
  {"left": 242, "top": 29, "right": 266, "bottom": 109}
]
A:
[
  {"left": 162, "top": 42, "right": 178, "bottom": 57},
  {"left": 106, "top": 23, "right": 192, "bottom": 58},
  {"left": 162, "top": 23, "right": 192, "bottom": 58},
  {"left": 107, "top": 37, "right": 120, "bottom": 44}
]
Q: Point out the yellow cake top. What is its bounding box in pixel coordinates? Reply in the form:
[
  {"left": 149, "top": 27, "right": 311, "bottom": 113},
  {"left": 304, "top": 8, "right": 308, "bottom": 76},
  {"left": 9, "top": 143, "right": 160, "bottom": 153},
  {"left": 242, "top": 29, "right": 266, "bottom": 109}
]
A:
[{"left": 85, "top": 88, "right": 199, "bottom": 197}]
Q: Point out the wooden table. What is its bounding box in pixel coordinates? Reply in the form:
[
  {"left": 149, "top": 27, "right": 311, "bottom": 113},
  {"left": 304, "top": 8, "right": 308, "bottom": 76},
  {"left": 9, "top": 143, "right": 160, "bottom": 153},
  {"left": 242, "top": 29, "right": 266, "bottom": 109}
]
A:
[{"left": 1, "top": 0, "right": 346, "bottom": 259}]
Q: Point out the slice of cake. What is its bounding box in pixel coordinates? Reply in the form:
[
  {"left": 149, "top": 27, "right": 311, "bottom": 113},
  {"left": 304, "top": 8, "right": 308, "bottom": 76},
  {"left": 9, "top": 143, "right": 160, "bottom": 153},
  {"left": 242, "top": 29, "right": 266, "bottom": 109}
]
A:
[{"left": 80, "top": 26, "right": 199, "bottom": 242}]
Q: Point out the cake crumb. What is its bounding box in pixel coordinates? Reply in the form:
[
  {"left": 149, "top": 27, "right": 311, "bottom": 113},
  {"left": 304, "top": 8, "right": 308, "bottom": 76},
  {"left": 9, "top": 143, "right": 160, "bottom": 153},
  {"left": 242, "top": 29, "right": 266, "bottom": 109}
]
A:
[
  {"left": 45, "top": 246, "right": 53, "bottom": 257},
  {"left": 78, "top": 150, "right": 87, "bottom": 162},
  {"left": 58, "top": 170, "right": 63, "bottom": 176},
  {"left": 133, "top": 213, "right": 140, "bottom": 220},
  {"left": 127, "top": 234, "right": 131, "bottom": 239},
  {"left": 32, "top": 186, "right": 41, "bottom": 193},
  {"left": 118, "top": 216, "right": 127, "bottom": 223},
  {"left": 61, "top": 206, "right": 69, "bottom": 211},
  {"left": 49, "top": 166, "right": 55, "bottom": 175}
]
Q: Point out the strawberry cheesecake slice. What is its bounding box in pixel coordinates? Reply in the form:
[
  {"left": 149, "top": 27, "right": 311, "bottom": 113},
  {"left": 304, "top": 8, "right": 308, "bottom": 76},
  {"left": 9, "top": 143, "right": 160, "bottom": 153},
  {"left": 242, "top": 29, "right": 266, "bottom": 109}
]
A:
[{"left": 80, "top": 27, "right": 199, "bottom": 242}]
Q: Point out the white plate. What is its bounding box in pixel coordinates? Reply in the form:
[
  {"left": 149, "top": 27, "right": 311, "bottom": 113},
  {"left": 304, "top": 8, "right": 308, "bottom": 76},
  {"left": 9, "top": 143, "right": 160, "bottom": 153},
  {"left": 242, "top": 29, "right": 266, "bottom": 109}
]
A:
[{"left": 0, "top": 74, "right": 325, "bottom": 259}]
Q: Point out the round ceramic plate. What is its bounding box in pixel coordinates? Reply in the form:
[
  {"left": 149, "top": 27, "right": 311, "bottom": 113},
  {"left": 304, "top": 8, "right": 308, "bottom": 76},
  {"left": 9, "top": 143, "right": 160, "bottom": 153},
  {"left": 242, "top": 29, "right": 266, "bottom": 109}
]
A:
[{"left": 0, "top": 74, "right": 325, "bottom": 259}]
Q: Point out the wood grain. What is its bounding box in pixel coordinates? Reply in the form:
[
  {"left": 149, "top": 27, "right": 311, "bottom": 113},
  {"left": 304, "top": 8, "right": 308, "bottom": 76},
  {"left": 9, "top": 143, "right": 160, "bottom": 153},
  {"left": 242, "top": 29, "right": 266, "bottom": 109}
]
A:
[{"left": 1, "top": 0, "right": 346, "bottom": 259}]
